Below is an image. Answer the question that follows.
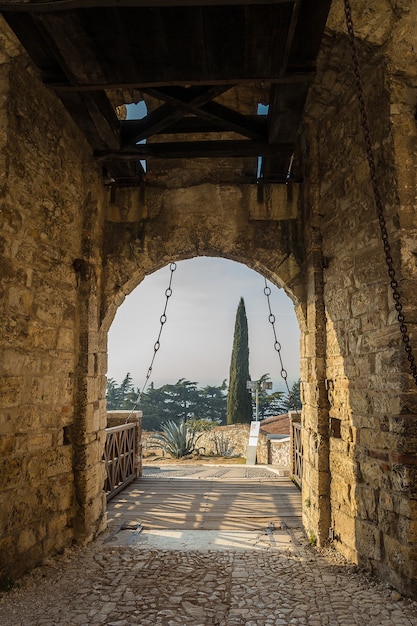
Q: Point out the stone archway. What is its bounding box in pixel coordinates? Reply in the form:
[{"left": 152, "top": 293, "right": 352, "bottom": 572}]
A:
[
  {"left": 1, "top": 1, "right": 417, "bottom": 600},
  {"left": 98, "top": 177, "right": 330, "bottom": 552}
]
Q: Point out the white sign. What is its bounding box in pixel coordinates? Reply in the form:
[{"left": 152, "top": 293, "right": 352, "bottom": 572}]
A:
[{"left": 248, "top": 420, "right": 260, "bottom": 447}]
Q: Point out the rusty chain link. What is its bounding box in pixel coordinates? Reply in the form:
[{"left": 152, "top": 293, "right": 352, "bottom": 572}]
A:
[
  {"left": 264, "top": 278, "right": 300, "bottom": 414},
  {"left": 126, "top": 262, "right": 177, "bottom": 421},
  {"left": 344, "top": 0, "right": 417, "bottom": 386}
]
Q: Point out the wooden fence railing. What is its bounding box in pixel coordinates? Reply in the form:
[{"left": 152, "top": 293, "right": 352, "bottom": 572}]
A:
[
  {"left": 290, "top": 414, "right": 303, "bottom": 488},
  {"left": 104, "top": 420, "right": 140, "bottom": 501}
]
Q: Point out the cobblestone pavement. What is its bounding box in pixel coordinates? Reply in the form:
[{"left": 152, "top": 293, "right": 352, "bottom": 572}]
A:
[{"left": 1, "top": 527, "right": 417, "bottom": 626}]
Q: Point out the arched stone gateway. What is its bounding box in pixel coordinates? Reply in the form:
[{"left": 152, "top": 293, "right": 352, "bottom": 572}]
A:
[{"left": 0, "top": 0, "right": 416, "bottom": 599}]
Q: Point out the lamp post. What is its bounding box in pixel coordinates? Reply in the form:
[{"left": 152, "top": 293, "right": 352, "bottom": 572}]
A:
[
  {"left": 246, "top": 380, "right": 259, "bottom": 420},
  {"left": 246, "top": 379, "right": 273, "bottom": 421}
]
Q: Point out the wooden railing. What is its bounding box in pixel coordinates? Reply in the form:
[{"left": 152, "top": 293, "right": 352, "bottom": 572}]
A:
[
  {"left": 104, "top": 419, "right": 141, "bottom": 501},
  {"left": 290, "top": 413, "right": 303, "bottom": 488}
]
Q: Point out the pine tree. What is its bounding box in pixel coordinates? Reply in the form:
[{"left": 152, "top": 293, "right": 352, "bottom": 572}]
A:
[
  {"left": 226, "top": 297, "right": 253, "bottom": 424},
  {"left": 279, "top": 378, "right": 302, "bottom": 412}
]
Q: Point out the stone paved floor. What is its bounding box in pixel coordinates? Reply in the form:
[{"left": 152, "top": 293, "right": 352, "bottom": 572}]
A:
[{"left": 1, "top": 527, "right": 417, "bottom": 626}]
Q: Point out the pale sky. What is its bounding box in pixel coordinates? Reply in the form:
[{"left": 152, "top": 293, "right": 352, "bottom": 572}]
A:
[{"left": 107, "top": 257, "right": 300, "bottom": 393}]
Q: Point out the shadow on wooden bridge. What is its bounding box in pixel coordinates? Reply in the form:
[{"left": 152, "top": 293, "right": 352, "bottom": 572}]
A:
[{"left": 107, "top": 465, "right": 302, "bottom": 532}]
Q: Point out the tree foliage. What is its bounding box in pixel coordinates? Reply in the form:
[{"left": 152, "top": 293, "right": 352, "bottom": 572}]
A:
[
  {"left": 106, "top": 375, "right": 227, "bottom": 430},
  {"left": 226, "top": 297, "right": 253, "bottom": 425},
  {"left": 106, "top": 373, "right": 137, "bottom": 410},
  {"left": 106, "top": 373, "right": 300, "bottom": 430},
  {"left": 253, "top": 373, "right": 285, "bottom": 419},
  {"left": 248, "top": 375, "right": 302, "bottom": 418},
  {"left": 279, "top": 378, "right": 302, "bottom": 412}
]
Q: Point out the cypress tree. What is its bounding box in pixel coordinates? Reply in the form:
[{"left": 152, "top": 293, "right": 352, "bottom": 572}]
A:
[{"left": 226, "top": 297, "right": 253, "bottom": 424}]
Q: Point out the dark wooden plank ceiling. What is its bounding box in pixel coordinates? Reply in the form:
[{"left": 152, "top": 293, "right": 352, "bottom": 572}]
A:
[{"left": 0, "top": 0, "right": 332, "bottom": 187}]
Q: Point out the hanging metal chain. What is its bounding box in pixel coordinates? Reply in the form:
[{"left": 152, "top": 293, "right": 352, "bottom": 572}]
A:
[
  {"left": 263, "top": 278, "right": 299, "bottom": 414},
  {"left": 344, "top": 0, "right": 417, "bottom": 386},
  {"left": 126, "top": 262, "right": 177, "bottom": 421}
]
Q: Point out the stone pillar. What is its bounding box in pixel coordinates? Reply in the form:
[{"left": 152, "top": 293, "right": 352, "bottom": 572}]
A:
[
  {"left": 300, "top": 3, "right": 417, "bottom": 596},
  {"left": 300, "top": 232, "right": 331, "bottom": 546},
  {"left": 71, "top": 196, "right": 107, "bottom": 544},
  {"left": 0, "top": 18, "right": 110, "bottom": 582}
]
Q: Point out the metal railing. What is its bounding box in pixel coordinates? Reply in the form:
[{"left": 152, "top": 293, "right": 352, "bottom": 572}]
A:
[
  {"left": 104, "top": 421, "right": 139, "bottom": 501},
  {"left": 290, "top": 414, "right": 303, "bottom": 488}
]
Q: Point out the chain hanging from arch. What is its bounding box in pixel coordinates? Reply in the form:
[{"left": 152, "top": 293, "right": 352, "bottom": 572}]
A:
[
  {"left": 263, "top": 278, "right": 299, "bottom": 414},
  {"left": 126, "top": 262, "right": 177, "bottom": 422},
  {"left": 344, "top": 0, "right": 417, "bottom": 387}
]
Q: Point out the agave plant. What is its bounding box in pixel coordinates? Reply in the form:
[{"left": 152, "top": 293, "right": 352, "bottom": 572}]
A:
[{"left": 149, "top": 419, "right": 204, "bottom": 459}]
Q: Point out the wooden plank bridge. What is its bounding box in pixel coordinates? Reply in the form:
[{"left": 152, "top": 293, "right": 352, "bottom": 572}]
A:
[{"left": 107, "top": 465, "right": 302, "bottom": 531}]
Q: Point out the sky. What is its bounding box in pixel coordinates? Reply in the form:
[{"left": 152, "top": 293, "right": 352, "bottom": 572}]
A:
[{"left": 107, "top": 257, "right": 300, "bottom": 393}]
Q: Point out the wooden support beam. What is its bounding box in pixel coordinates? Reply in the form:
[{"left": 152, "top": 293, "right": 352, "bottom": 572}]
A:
[
  {"left": 46, "top": 72, "right": 316, "bottom": 91},
  {"left": 96, "top": 140, "right": 293, "bottom": 160},
  {"left": 121, "top": 115, "right": 267, "bottom": 137},
  {"left": 59, "top": 91, "right": 121, "bottom": 150},
  {"left": 123, "top": 85, "right": 232, "bottom": 145},
  {"left": 0, "top": 1, "right": 296, "bottom": 12},
  {"left": 141, "top": 86, "right": 266, "bottom": 140},
  {"left": 124, "top": 97, "right": 267, "bottom": 144},
  {"left": 34, "top": 12, "right": 108, "bottom": 85},
  {"left": 191, "top": 101, "right": 267, "bottom": 140},
  {"left": 279, "top": 0, "right": 302, "bottom": 77}
]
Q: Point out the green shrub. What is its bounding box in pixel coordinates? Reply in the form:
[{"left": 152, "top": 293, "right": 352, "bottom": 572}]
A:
[{"left": 148, "top": 419, "right": 204, "bottom": 459}]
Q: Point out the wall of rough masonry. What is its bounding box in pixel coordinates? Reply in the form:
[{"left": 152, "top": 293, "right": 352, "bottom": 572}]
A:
[
  {"left": 269, "top": 438, "right": 290, "bottom": 467},
  {"left": 0, "top": 18, "right": 107, "bottom": 583},
  {"left": 1, "top": 0, "right": 417, "bottom": 603},
  {"left": 143, "top": 424, "right": 289, "bottom": 467},
  {"left": 0, "top": 16, "right": 305, "bottom": 583},
  {"left": 299, "top": 0, "right": 417, "bottom": 598}
]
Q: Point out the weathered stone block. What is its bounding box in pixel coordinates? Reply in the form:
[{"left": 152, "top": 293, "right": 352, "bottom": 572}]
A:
[
  {"left": 17, "top": 528, "right": 37, "bottom": 553},
  {"left": 247, "top": 184, "right": 299, "bottom": 221},
  {"left": 0, "top": 456, "right": 27, "bottom": 490},
  {"left": 0, "top": 375, "right": 23, "bottom": 407},
  {"left": 16, "top": 431, "right": 53, "bottom": 454},
  {"left": 391, "top": 464, "right": 417, "bottom": 494},
  {"left": 57, "top": 327, "right": 75, "bottom": 351},
  {"left": 330, "top": 475, "right": 354, "bottom": 511},
  {"left": 384, "top": 535, "right": 417, "bottom": 579},
  {"left": 356, "top": 519, "right": 383, "bottom": 563}
]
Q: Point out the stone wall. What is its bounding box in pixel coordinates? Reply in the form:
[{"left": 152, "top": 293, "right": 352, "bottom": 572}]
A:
[
  {"left": 143, "top": 424, "right": 250, "bottom": 459},
  {"left": 300, "top": 1, "right": 417, "bottom": 597},
  {"left": 269, "top": 438, "right": 290, "bottom": 467},
  {"left": 1, "top": 1, "right": 417, "bottom": 601},
  {"left": 0, "top": 17, "right": 106, "bottom": 583},
  {"left": 143, "top": 423, "right": 290, "bottom": 468},
  {"left": 198, "top": 424, "right": 250, "bottom": 458}
]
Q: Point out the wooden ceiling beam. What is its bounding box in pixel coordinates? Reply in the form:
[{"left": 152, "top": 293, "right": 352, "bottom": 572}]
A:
[
  {"left": 121, "top": 115, "right": 267, "bottom": 136},
  {"left": 47, "top": 72, "right": 315, "bottom": 91},
  {"left": 279, "top": 0, "right": 302, "bottom": 77},
  {"left": 96, "top": 140, "right": 294, "bottom": 160},
  {"left": 123, "top": 85, "right": 232, "bottom": 145},
  {"left": 197, "top": 101, "right": 267, "bottom": 140},
  {"left": 0, "top": 1, "right": 296, "bottom": 13},
  {"left": 267, "top": 82, "right": 309, "bottom": 144},
  {"left": 141, "top": 86, "right": 266, "bottom": 140},
  {"left": 287, "top": 0, "right": 333, "bottom": 65},
  {"left": 60, "top": 91, "right": 121, "bottom": 150},
  {"left": 34, "top": 12, "right": 108, "bottom": 84}
]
